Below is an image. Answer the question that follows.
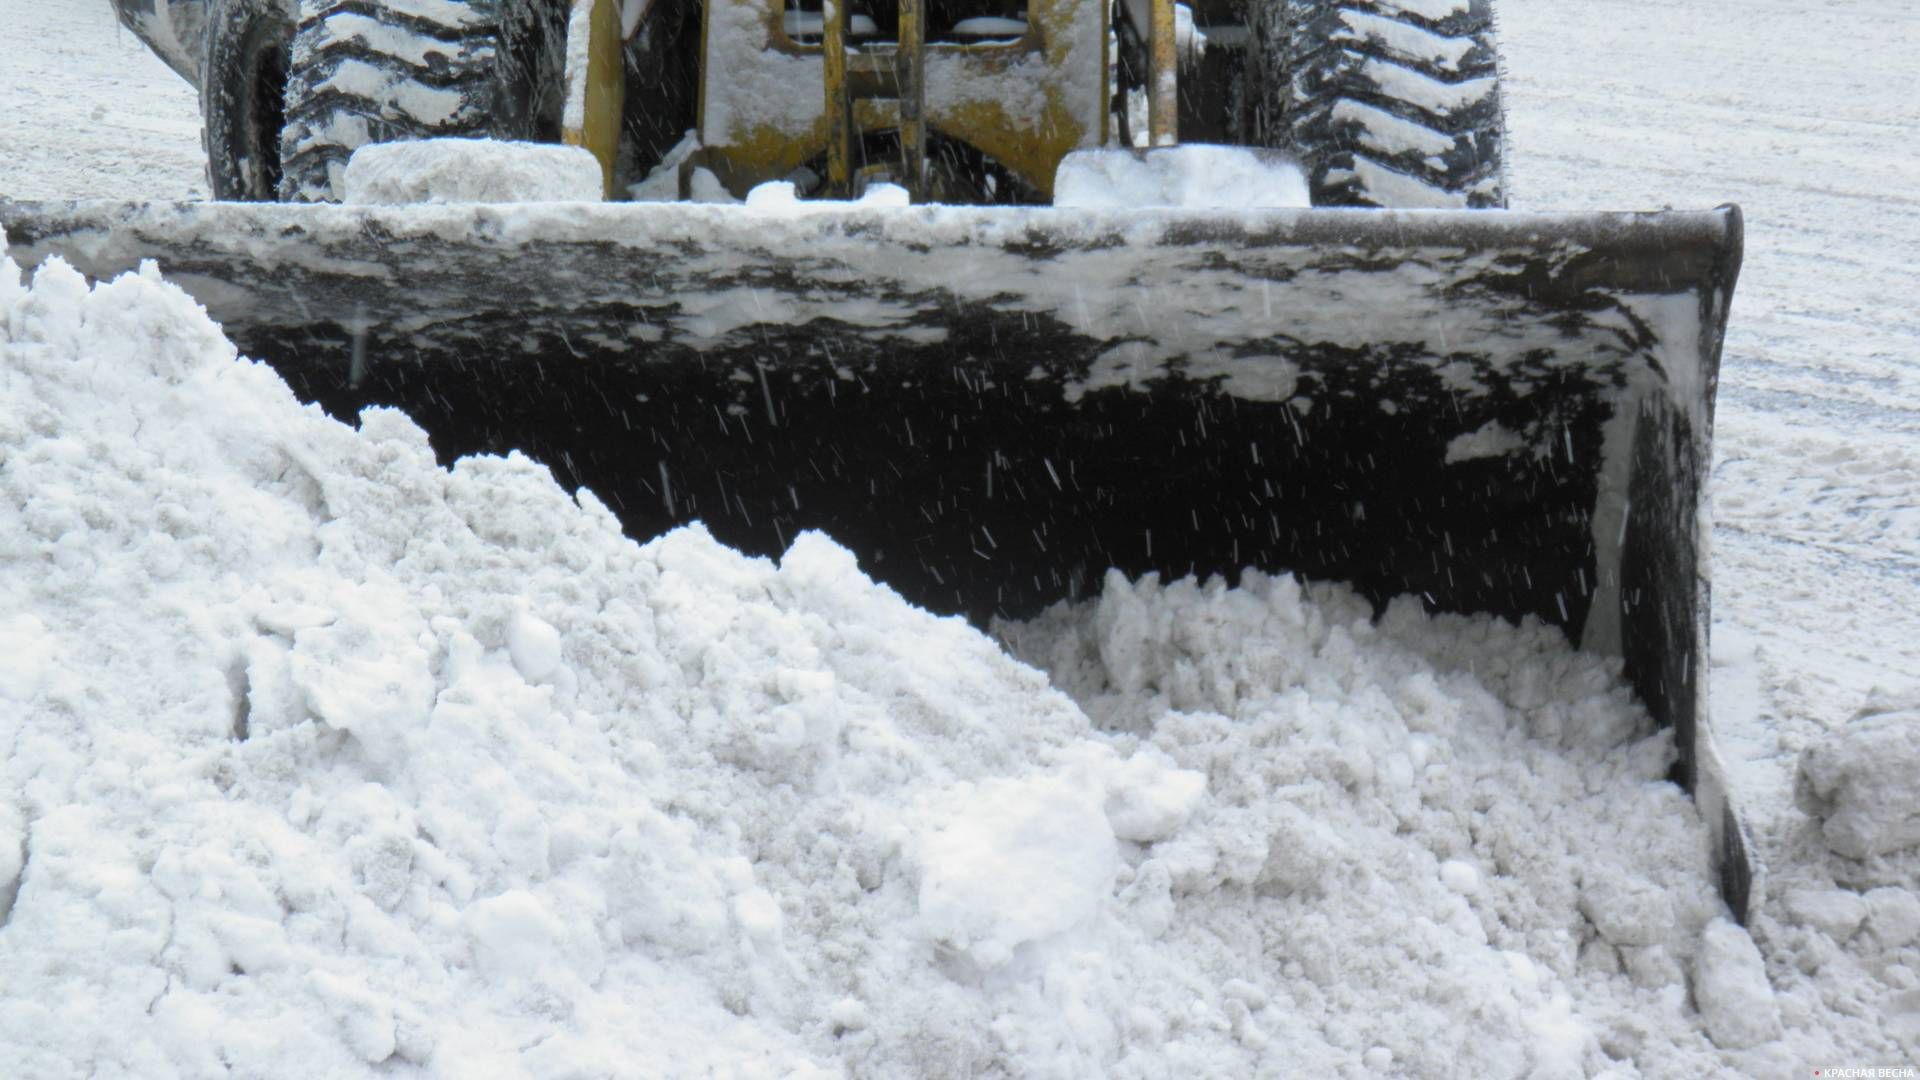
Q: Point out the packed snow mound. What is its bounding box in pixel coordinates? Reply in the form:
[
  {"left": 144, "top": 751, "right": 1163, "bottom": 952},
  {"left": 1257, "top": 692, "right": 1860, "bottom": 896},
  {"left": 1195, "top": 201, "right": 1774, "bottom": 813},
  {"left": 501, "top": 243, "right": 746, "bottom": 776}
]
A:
[
  {"left": 1001, "top": 573, "right": 1742, "bottom": 1071},
  {"left": 0, "top": 246, "right": 1122, "bottom": 1076},
  {"left": 1796, "top": 693, "right": 1920, "bottom": 859},
  {"left": 341, "top": 139, "right": 604, "bottom": 205},
  {"left": 1693, "top": 918, "right": 1781, "bottom": 1049},
  {"left": 1053, "top": 146, "right": 1311, "bottom": 210},
  {"left": 3, "top": 243, "right": 1908, "bottom": 1076}
]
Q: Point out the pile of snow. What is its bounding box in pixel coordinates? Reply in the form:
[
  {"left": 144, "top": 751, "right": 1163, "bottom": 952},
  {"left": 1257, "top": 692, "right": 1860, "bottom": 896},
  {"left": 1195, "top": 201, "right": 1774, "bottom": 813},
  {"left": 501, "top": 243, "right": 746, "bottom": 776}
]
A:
[
  {"left": 341, "top": 140, "right": 605, "bottom": 205},
  {"left": 1795, "top": 690, "right": 1920, "bottom": 859},
  {"left": 2, "top": 243, "right": 1915, "bottom": 1076},
  {"left": 1053, "top": 146, "right": 1310, "bottom": 210},
  {"left": 1744, "top": 686, "right": 1920, "bottom": 1066},
  {"left": 744, "top": 180, "right": 911, "bottom": 213}
]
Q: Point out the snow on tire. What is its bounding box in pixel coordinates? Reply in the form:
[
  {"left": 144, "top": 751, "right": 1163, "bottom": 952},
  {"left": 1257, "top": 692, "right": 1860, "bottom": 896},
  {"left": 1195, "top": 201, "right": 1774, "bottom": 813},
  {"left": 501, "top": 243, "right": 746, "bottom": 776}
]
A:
[
  {"left": 277, "top": 0, "right": 550, "bottom": 203},
  {"left": 203, "top": 0, "right": 298, "bottom": 201},
  {"left": 1254, "top": 0, "right": 1508, "bottom": 208}
]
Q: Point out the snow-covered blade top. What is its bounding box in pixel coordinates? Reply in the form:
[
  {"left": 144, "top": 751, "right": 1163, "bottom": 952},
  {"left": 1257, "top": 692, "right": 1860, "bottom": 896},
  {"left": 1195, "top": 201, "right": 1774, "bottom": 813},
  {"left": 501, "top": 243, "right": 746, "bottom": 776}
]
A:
[{"left": 2, "top": 196, "right": 1747, "bottom": 910}]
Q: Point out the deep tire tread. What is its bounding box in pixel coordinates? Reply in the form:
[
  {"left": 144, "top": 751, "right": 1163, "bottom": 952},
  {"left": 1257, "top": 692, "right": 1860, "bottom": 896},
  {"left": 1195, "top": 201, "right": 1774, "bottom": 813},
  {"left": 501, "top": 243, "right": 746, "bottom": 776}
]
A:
[
  {"left": 278, "top": 0, "right": 511, "bottom": 202},
  {"left": 1263, "top": 0, "right": 1509, "bottom": 208}
]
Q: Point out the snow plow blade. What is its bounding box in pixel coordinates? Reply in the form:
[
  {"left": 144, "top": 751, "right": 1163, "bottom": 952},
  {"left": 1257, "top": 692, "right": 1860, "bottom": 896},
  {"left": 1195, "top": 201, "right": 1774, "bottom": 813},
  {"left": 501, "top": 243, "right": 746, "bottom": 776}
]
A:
[{"left": 2, "top": 199, "right": 1749, "bottom": 914}]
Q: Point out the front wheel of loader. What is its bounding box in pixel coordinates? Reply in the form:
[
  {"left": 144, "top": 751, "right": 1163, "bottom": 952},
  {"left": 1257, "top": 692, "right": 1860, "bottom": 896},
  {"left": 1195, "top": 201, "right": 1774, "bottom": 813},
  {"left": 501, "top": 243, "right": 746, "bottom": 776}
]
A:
[
  {"left": 203, "top": 0, "right": 296, "bottom": 200},
  {"left": 1248, "top": 0, "right": 1509, "bottom": 208},
  {"left": 276, "top": 0, "right": 568, "bottom": 203}
]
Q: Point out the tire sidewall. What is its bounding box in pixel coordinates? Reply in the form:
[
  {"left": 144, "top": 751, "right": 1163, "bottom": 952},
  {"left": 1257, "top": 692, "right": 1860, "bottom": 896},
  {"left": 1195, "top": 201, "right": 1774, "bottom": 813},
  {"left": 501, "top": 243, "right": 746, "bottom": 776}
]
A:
[
  {"left": 203, "top": 0, "right": 297, "bottom": 201},
  {"left": 498, "top": 0, "right": 572, "bottom": 145}
]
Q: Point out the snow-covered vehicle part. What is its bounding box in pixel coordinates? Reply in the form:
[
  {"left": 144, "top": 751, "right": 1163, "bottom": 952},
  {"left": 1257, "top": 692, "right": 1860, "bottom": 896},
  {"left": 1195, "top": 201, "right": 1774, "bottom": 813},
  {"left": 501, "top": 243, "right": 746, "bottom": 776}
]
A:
[
  {"left": 690, "top": 0, "right": 1494, "bottom": 206},
  {"left": 115, "top": 0, "right": 1506, "bottom": 208},
  {"left": 1245, "top": 0, "right": 1507, "bottom": 208},
  {"left": 2, "top": 198, "right": 1753, "bottom": 918},
  {"left": 113, "top": 0, "right": 568, "bottom": 203},
  {"left": 110, "top": 0, "right": 217, "bottom": 88},
  {"left": 276, "top": 0, "right": 564, "bottom": 202},
  {"left": 202, "top": 0, "right": 296, "bottom": 199}
]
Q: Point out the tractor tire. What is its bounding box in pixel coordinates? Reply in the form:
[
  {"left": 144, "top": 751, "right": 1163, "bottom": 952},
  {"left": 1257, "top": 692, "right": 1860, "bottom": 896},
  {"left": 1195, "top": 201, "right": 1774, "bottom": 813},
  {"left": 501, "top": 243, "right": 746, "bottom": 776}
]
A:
[
  {"left": 1248, "top": 0, "right": 1508, "bottom": 208},
  {"left": 277, "top": 0, "right": 566, "bottom": 203},
  {"left": 203, "top": 0, "right": 298, "bottom": 200}
]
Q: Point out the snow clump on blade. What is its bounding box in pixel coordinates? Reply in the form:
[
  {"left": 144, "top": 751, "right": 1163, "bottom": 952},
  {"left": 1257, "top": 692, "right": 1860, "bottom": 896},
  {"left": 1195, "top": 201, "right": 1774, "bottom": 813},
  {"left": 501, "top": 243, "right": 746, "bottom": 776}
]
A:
[{"left": 341, "top": 139, "right": 605, "bottom": 204}]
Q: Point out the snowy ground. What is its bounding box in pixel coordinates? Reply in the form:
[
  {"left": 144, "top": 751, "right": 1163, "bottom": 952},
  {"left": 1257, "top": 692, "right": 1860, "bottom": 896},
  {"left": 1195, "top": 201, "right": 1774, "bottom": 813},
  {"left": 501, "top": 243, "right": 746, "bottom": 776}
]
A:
[
  {"left": 0, "top": 1, "right": 207, "bottom": 202},
  {"left": 2, "top": 0, "right": 1918, "bottom": 1074},
  {"left": 1499, "top": 0, "right": 1920, "bottom": 841}
]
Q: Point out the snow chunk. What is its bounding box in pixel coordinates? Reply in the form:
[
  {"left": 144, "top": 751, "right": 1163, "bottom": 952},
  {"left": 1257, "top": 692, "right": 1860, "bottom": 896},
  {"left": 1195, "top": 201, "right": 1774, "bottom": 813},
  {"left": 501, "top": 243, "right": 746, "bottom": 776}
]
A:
[
  {"left": 465, "top": 889, "right": 563, "bottom": 979},
  {"left": 1439, "top": 859, "right": 1481, "bottom": 895},
  {"left": 0, "top": 614, "right": 54, "bottom": 700},
  {"left": 1445, "top": 420, "right": 1529, "bottom": 463},
  {"left": 310, "top": 970, "right": 399, "bottom": 1064},
  {"left": 506, "top": 607, "right": 563, "bottom": 684},
  {"left": 628, "top": 130, "right": 704, "bottom": 201},
  {"left": 1865, "top": 887, "right": 1920, "bottom": 948},
  {"left": 854, "top": 182, "right": 911, "bottom": 208},
  {"left": 1053, "top": 146, "right": 1310, "bottom": 209},
  {"left": 744, "top": 179, "right": 804, "bottom": 213},
  {"left": 1101, "top": 744, "right": 1206, "bottom": 843},
  {"left": 949, "top": 15, "right": 1026, "bottom": 37},
  {"left": 562, "top": 0, "right": 595, "bottom": 132},
  {"left": 1579, "top": 874, "right": 1675, "bottom": 946},
  {"left": 286, "top": 579, "right": 435, "bottom": 770},
  {"left": 688, "top": 167, "right": 738, "bottom": 203},
  {"left": 342, "top": 139, "right": 603, "bottom": 204},
  {"left": 1795, "top": 706, "right": 1920, "bottom": 858},
  {"left": 1694, "top": 918, "right": 1781, "bottom": 1050},
  {"left": 915, "top": 772, "right": 1117, "bottom": 971},
  {"left": 1781, "top": 887, "right": 1868, "bottom": 942},
  {"left": 1073, "top": 341, "right": 1302, "bottom": 404},
  {"left": 744, "top": 180, "right": 912, "bottom": 214}
]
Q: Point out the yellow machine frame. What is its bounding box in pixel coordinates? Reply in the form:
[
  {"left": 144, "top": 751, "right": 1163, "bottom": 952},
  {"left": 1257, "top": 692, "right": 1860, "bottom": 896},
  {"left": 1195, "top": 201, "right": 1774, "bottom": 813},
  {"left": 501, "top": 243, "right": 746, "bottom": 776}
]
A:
[
  {"left": 562, "top": 0, "right": 1184, "bottom": 201},
  {"left": 693, "top": 0, "right": 1111, "bottom": 199},
  {"left": 562, "top": 0, "right": 628, "bottom": 197}
]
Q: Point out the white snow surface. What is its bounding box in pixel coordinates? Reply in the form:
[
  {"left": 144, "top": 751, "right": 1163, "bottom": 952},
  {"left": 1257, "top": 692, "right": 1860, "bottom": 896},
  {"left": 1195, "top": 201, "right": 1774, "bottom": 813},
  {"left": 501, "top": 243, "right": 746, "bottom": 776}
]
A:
[
  {"left": 1794, "top": 692, "right": 1920, "bottom": 861},
  {"left": 0, "top": 1, "right": 206, "bottom": 200},
  {"left": 341, "top": 140, "right": 605, "bottom": 205},
  {"left": 1444, "top": 420, "right": 1530, "bottom": 464},
  {"left": 3, "top": 0, "right": 1920, "bottom": 1071},
  {"left": 1053, "top": 147, "right": 1310, "bottom": 210},
  {"left": 562, "top": 0, "right": 596, "bottom": 135},
  {"left": 9, "top": 245, "right": 1913, "bottom": 1075},
  {"left": 948, "top": 16, "right": 1028, "bottom": 39}
]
